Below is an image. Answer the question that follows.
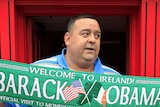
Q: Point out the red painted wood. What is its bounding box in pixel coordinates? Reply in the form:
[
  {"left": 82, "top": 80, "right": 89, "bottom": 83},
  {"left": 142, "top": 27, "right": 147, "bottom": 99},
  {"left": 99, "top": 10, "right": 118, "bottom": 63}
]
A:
[
  {"left": 16, "top": 10, "right": 27, "bottom": 63},
  {"left": 140, "top": 0, "right": 146, "bottom": 76},
  {"left": 155, "top": 1, "right": 160, "bottom": 77},
  {"left": 14, "top": 5, "right": 138, "bottom": 17},
  {"left": 10, "top": 0, "right": 16, "bottom": 61},
  {"left": 129, "top": 9, "right": 144, "bottom": 76},
  {"left": 26, "top": 18, "right": 33, "bottom": 63},
  {"left": 15, "top": 0, "right": 140, "bottom": 6},
  {"left": 129, "top": 13, "right": 138, "bottom": 75},
  {"left": 13, "top": 0, "right": 141, "bottom": 16},
  {"left": 145, "top": 0, "right": 156, "bottom": 77},
  {"left": 0, "top": 0, "right": 10, "bottom": 60}
]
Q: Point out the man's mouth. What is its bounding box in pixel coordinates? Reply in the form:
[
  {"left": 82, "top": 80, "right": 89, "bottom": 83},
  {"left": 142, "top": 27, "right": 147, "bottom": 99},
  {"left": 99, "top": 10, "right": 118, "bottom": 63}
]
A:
[{"left": 85, "top": 48, "right": 95, "bottom": 51}]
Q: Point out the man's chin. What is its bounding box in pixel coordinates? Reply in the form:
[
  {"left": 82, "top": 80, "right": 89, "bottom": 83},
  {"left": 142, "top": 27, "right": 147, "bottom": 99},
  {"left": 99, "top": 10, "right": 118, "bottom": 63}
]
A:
[{"left": 83, "top": 56, "right": 96, "bottom": 61}]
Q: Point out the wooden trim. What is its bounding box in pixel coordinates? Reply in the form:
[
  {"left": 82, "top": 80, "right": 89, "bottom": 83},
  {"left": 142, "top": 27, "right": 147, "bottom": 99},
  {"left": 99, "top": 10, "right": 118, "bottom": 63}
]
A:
[
  {"left": 140, "top": 0, "right": 146, "bottom": 76},
  {"left": 155, "top": 1, "right": 160, "bottom": 77},
  {"left": 145, "top": 0, "right": 156, "bottom": 77},
  {"left": 15, "top": 0, "right": 140, "bottom": 6},
  {"left": 26, "top": 18, "right": 33, "bottom": 63},
  {"left": 15, "top": 10, "right": 27, "bottom": 62},
  {"left": 140, "top": 0, "right": 160, "bottom": 77},
  {"left": 0, "top": 0, "right": 10, "bottom": 60},
  {"left": 129, "top": 14, "right": 136, "bottom": 75},
  {"left": 15, "top": 5, "right": 139, "bottom": 17},
  {"left": 14, "top": 0, "right": 141, "bottom": 16},
  {"left": 10, "top": 0, "right": 16, "bottom": 61}
]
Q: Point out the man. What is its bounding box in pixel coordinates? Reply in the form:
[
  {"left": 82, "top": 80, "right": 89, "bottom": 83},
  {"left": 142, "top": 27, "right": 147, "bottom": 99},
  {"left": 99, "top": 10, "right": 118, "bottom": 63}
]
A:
[{"left": 1, "top": 14, "right": 120, "bottom": 107}]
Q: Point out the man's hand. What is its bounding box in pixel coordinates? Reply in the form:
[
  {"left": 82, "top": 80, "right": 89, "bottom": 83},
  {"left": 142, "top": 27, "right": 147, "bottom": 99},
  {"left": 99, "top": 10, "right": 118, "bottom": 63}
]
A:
[{"left": 0, "top": 102, "right": 5, "bottom": 107}]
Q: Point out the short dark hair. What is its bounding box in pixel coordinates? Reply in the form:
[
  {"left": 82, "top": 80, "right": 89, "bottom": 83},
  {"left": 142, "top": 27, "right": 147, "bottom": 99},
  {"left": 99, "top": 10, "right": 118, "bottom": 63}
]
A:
[{"left": 67, "top": 14, "right": 99, "bottom": 32}]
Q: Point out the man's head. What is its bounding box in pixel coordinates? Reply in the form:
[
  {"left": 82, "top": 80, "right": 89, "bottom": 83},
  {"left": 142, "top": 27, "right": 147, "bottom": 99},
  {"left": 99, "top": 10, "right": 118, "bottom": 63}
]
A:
[
  {"left": 67, "top": 14, "right": 100, "bottom": 32},
  {"left": 64, "top": 14, "right": 101, "bottom": 71}
]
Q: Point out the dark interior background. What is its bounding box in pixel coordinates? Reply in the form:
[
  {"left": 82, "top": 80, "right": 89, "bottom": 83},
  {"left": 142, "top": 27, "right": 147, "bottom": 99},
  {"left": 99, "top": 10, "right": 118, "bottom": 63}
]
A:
[{"left": 32, "top": 16, "right": 129, "bottom": 75}]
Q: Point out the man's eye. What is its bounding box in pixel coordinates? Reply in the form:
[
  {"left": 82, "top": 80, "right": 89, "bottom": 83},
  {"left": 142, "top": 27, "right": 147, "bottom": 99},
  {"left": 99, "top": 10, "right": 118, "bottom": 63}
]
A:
[
  {"left": 81, "top": 32, "right": 89, "bottom": 37},
  {"left": 94, "top": 33, "right": 101, "bottom": 39}
]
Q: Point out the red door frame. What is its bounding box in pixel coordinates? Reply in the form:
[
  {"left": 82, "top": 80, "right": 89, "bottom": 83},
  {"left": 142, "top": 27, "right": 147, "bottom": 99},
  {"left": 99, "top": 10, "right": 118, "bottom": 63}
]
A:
[
  {"left": 1, "top": 0, "right": 160, "bottom": 76},
  {"left": 155, "top": 0, "right": 160, "bottom": 77},
  {"left": 140, "top": 0, "right": 160, "bottom": 77},
  {"left": 0, "top": 0, "right": 10, "bottom": 60}
]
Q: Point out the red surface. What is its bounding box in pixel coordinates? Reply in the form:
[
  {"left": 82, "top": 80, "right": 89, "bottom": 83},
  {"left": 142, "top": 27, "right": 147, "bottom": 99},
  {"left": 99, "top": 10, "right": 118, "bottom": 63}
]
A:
[
  {"left": 0, "top": 0, "right": 10, "bottom": 60},
  {"left": 10, "top": 0, "right": 16, "bottom": 61},
  {"left": 1, "top": 0, "right": 160, "bottom": 76},
  {"left": 155, "top": 0, "right": 160, "bottom": 77}
]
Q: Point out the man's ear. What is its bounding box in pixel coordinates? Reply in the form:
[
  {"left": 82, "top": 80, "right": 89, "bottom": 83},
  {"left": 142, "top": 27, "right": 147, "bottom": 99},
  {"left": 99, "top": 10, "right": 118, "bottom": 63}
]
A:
[{"left": 64, "top": 32, "right": 70, "bottom": 46}]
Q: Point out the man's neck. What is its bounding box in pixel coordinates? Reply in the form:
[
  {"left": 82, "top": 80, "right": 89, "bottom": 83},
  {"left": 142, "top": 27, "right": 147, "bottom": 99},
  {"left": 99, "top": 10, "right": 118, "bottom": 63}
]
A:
[
  {"left": 65, "top": 54, "right": 94, "bottom": 72},
  {"left": 69, "top": 64, "right": 94, "bottom": 72}
]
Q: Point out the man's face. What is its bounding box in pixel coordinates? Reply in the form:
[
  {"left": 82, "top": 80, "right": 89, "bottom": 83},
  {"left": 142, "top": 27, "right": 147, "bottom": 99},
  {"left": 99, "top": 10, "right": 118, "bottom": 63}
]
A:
[{"left": 65, "top": 18, "right": 101, "bottom": 64}]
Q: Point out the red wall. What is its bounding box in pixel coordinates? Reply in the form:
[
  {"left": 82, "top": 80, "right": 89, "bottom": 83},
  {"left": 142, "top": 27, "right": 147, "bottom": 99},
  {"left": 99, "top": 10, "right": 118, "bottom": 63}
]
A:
[{"left": 140, "top": 0, "right": 160, "bottom": 77}]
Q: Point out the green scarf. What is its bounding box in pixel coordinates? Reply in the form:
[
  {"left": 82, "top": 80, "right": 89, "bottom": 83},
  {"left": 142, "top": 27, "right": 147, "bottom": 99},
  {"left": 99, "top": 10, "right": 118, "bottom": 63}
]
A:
[{"left": 0, "top": 59, "right": 160, "bottom": 107}]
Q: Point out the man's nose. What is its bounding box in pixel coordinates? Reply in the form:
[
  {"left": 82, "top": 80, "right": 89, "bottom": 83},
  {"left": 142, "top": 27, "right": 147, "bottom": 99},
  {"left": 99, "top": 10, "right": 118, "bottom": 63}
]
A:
[{"left": 88, "top": 34, "right": 96, "bottom": 43}]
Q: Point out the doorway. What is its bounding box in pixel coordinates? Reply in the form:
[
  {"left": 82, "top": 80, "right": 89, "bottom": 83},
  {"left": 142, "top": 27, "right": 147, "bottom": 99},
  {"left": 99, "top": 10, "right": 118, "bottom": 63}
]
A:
[{"left": 31, "top": 16, "right": 129, "bottom": 74}]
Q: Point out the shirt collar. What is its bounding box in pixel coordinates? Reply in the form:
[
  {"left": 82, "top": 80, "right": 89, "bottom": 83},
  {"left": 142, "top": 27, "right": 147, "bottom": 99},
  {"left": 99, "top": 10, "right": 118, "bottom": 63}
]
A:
[
  {"left": 57, "top": 48, "right": 69, "bottom": 69},
  {"left": 94, "top": 58, "right": 103, "bottom": 74}
]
